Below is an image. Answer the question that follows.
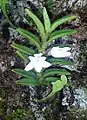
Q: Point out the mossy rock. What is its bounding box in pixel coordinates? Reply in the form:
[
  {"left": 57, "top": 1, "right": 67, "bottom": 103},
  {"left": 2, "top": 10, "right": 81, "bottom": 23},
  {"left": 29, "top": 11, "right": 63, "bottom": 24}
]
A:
[
  {"left": 5, "top": 107, "right": 34, "bottom": 120},
  {"left": 66, "top": 109, "right": 87, "bottom": 120}
]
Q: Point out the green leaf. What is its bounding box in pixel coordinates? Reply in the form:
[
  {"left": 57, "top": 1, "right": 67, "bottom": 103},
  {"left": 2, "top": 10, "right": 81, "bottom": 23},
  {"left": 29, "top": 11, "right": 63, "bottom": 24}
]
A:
[
  {"left": 25, "top": 8, "right": 45, "bottom": 38},
  {"left": 44, "top": 77, "right": 59, "bottom": 84},
  {"left": 0, "top": 0, "right": 15, "bottom": 28},
  {"left": 43, "top": 68, "right": 71, "bottom": 77},
  {"left": 12, "top": 69, "right": 36, "bottom": 78},
  {"left": 46, "top": 0, "right": 55, "bottom": 9},
  {"left": 50, "top": 29, "right": 77, "bottom": 38},
  {"left": 0, "top": 0, "right": 1, "bottom": 6},
  {"left": 16, "top": 51, "right": 29, "bottom": 63},
  {"left": 43, "top": 7, "right": 51, "bottom": 33},
  {"left": 47, "top": 58, "right": 73, "bottom": 65},
  {"left": 43, "top": 70, "right": 60, "bottom": 78},
  {"left": 11, "top": 42, "right": 35, "bottom": 55},
  {"left": 39, "top": 75, "right": 67, "bottom": 102},
  {"left": 61, "top": 74, "right": 67, "bottom": 85},
  {"left": 16, "top": 28, "right": 41, "bottom": 50},
  {"left": 16, "top": 77, "right": 38, "bottom": 86},
  {"left": 48, "top": 29, "right": 77, "bottom": 43},
  {"left": 52, "top": 75, "right": 67, "bottom": 93},
  {"left": 50, "top": 15, "right": 76, "bottom": 33}
]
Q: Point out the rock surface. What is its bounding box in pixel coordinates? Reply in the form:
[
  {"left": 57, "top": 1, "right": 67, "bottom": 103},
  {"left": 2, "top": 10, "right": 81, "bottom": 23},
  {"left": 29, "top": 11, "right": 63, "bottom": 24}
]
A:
[{"left": 0, "top": 0, "right": 87, "bottom": 119}]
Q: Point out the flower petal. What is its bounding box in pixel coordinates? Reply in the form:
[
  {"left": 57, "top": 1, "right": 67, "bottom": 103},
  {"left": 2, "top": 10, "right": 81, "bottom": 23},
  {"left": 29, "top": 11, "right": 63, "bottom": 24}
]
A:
[
  {"left": 51, "top": 47, "right": 59, "bottom": 52},
  {"left": 49, "top": 46, "right": 71, "bottom": 58},
  {"left": 60, "top": 47, "right": 71, "bottom": 51},
  {"left": 39, "top": 56, "right": 46, "bottom": 61},
  {"left": 51, "top": 46, "right": 71, "bottom": 52},
  {"left": 25, "top": 62, "right": 34, "bottom": 71},
  {"left": 34, "top": 53, "right": 42, "bottom": 57},
  {"left": 34, "top": 64, "right": 42, "bottom": 72},
  {"left": 29, "top": 56, "right": 35, "bottom": 61},
  {"left": 41, "top": 61, "right": 51, "bottom": 68},
  {"left": 51, "top": 51, "right": 71, "bottom": 58}
]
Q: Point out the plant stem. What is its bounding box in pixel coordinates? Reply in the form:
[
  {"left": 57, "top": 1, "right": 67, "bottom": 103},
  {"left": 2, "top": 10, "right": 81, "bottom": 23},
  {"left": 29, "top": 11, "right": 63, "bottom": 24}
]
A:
[
  {"left": 41, "top": 35, "right": 48, "bottom": 52},
  {"left": 36, "top": 72, "right": 43, "bottom": 84}
]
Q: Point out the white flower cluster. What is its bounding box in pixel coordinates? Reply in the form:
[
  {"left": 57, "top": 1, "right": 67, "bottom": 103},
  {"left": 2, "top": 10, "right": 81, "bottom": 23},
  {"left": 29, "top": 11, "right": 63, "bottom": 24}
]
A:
[{"left": 25, "top": 46, "right": 71, "bottom": 72}]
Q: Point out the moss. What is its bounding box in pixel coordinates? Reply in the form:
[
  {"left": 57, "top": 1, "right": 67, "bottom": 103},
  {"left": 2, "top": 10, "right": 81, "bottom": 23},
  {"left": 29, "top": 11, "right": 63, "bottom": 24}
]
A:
[
  {"left": 5, "top": 107, "right": 34, "bottom": 120},
  {"left": 0, "top": 100, "right": 5, "bottom": 116}
]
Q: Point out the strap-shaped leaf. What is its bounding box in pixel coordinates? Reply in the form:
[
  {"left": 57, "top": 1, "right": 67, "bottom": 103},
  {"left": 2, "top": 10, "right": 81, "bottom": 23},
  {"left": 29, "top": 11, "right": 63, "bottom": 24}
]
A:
[
  {"left": 16, "top": 28, "right": 41, "bottom": 50},
  {"left": 16, "top": 77, "right": 38, "bottom": 86},
  {"left": 44, "top": 77, "right": 59, "bottom": 84},
  {"left": 43, "top": 7, "right": 51, "bottom": 33},
  {"left": 25, "top": 8, "right": 45, "bottom": 37},
  {"left": 48, "top": 29, "right": 77, "bottom": 43},
  {"left": 50, "top": 29, "right": 77, "bottom": 38},
  {"left": 43, "top": 70, "right": 60, "bottom": 78},
  {"left": 16, "top": 51, "right": 29, "bottom": 63},
  {"left": 11, "top": 42, "right": 35, "bottom": 55},
  {"left": 38, "top": 75, "right": 67, "bottom": 102},
  {"left": 43, "top": 68, "right": 71, "bottom": 77},
  {"left": 50, "top": 15, "right": 76, "bottom": 33},
  {"left": 46, "top": 0, "right": 55, "bottom": 9},
  {"left": 12, "top": 69, "right": 36, "bottom": 78},
  {"left": 47, "top": 58, "right": 73, "bottom": 65},
  {"left": 0, "top": 0, "right": 15, "bottom": 28}
]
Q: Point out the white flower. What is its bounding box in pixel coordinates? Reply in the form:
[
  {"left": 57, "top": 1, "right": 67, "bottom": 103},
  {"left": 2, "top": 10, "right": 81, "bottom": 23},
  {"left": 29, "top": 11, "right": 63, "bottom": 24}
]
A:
[
  {"left": 25, "top": 53, "right": 51, "bottom": 72},
  {"left": 48, "top": 46, "right": 71, "bottom": 58}
]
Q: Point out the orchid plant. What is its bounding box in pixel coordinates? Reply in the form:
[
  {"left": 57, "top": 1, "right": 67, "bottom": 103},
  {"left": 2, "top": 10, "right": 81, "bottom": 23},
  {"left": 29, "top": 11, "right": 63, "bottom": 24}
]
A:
[{"left": 0, "top": 0, "right": 77, "bottom": 101}]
